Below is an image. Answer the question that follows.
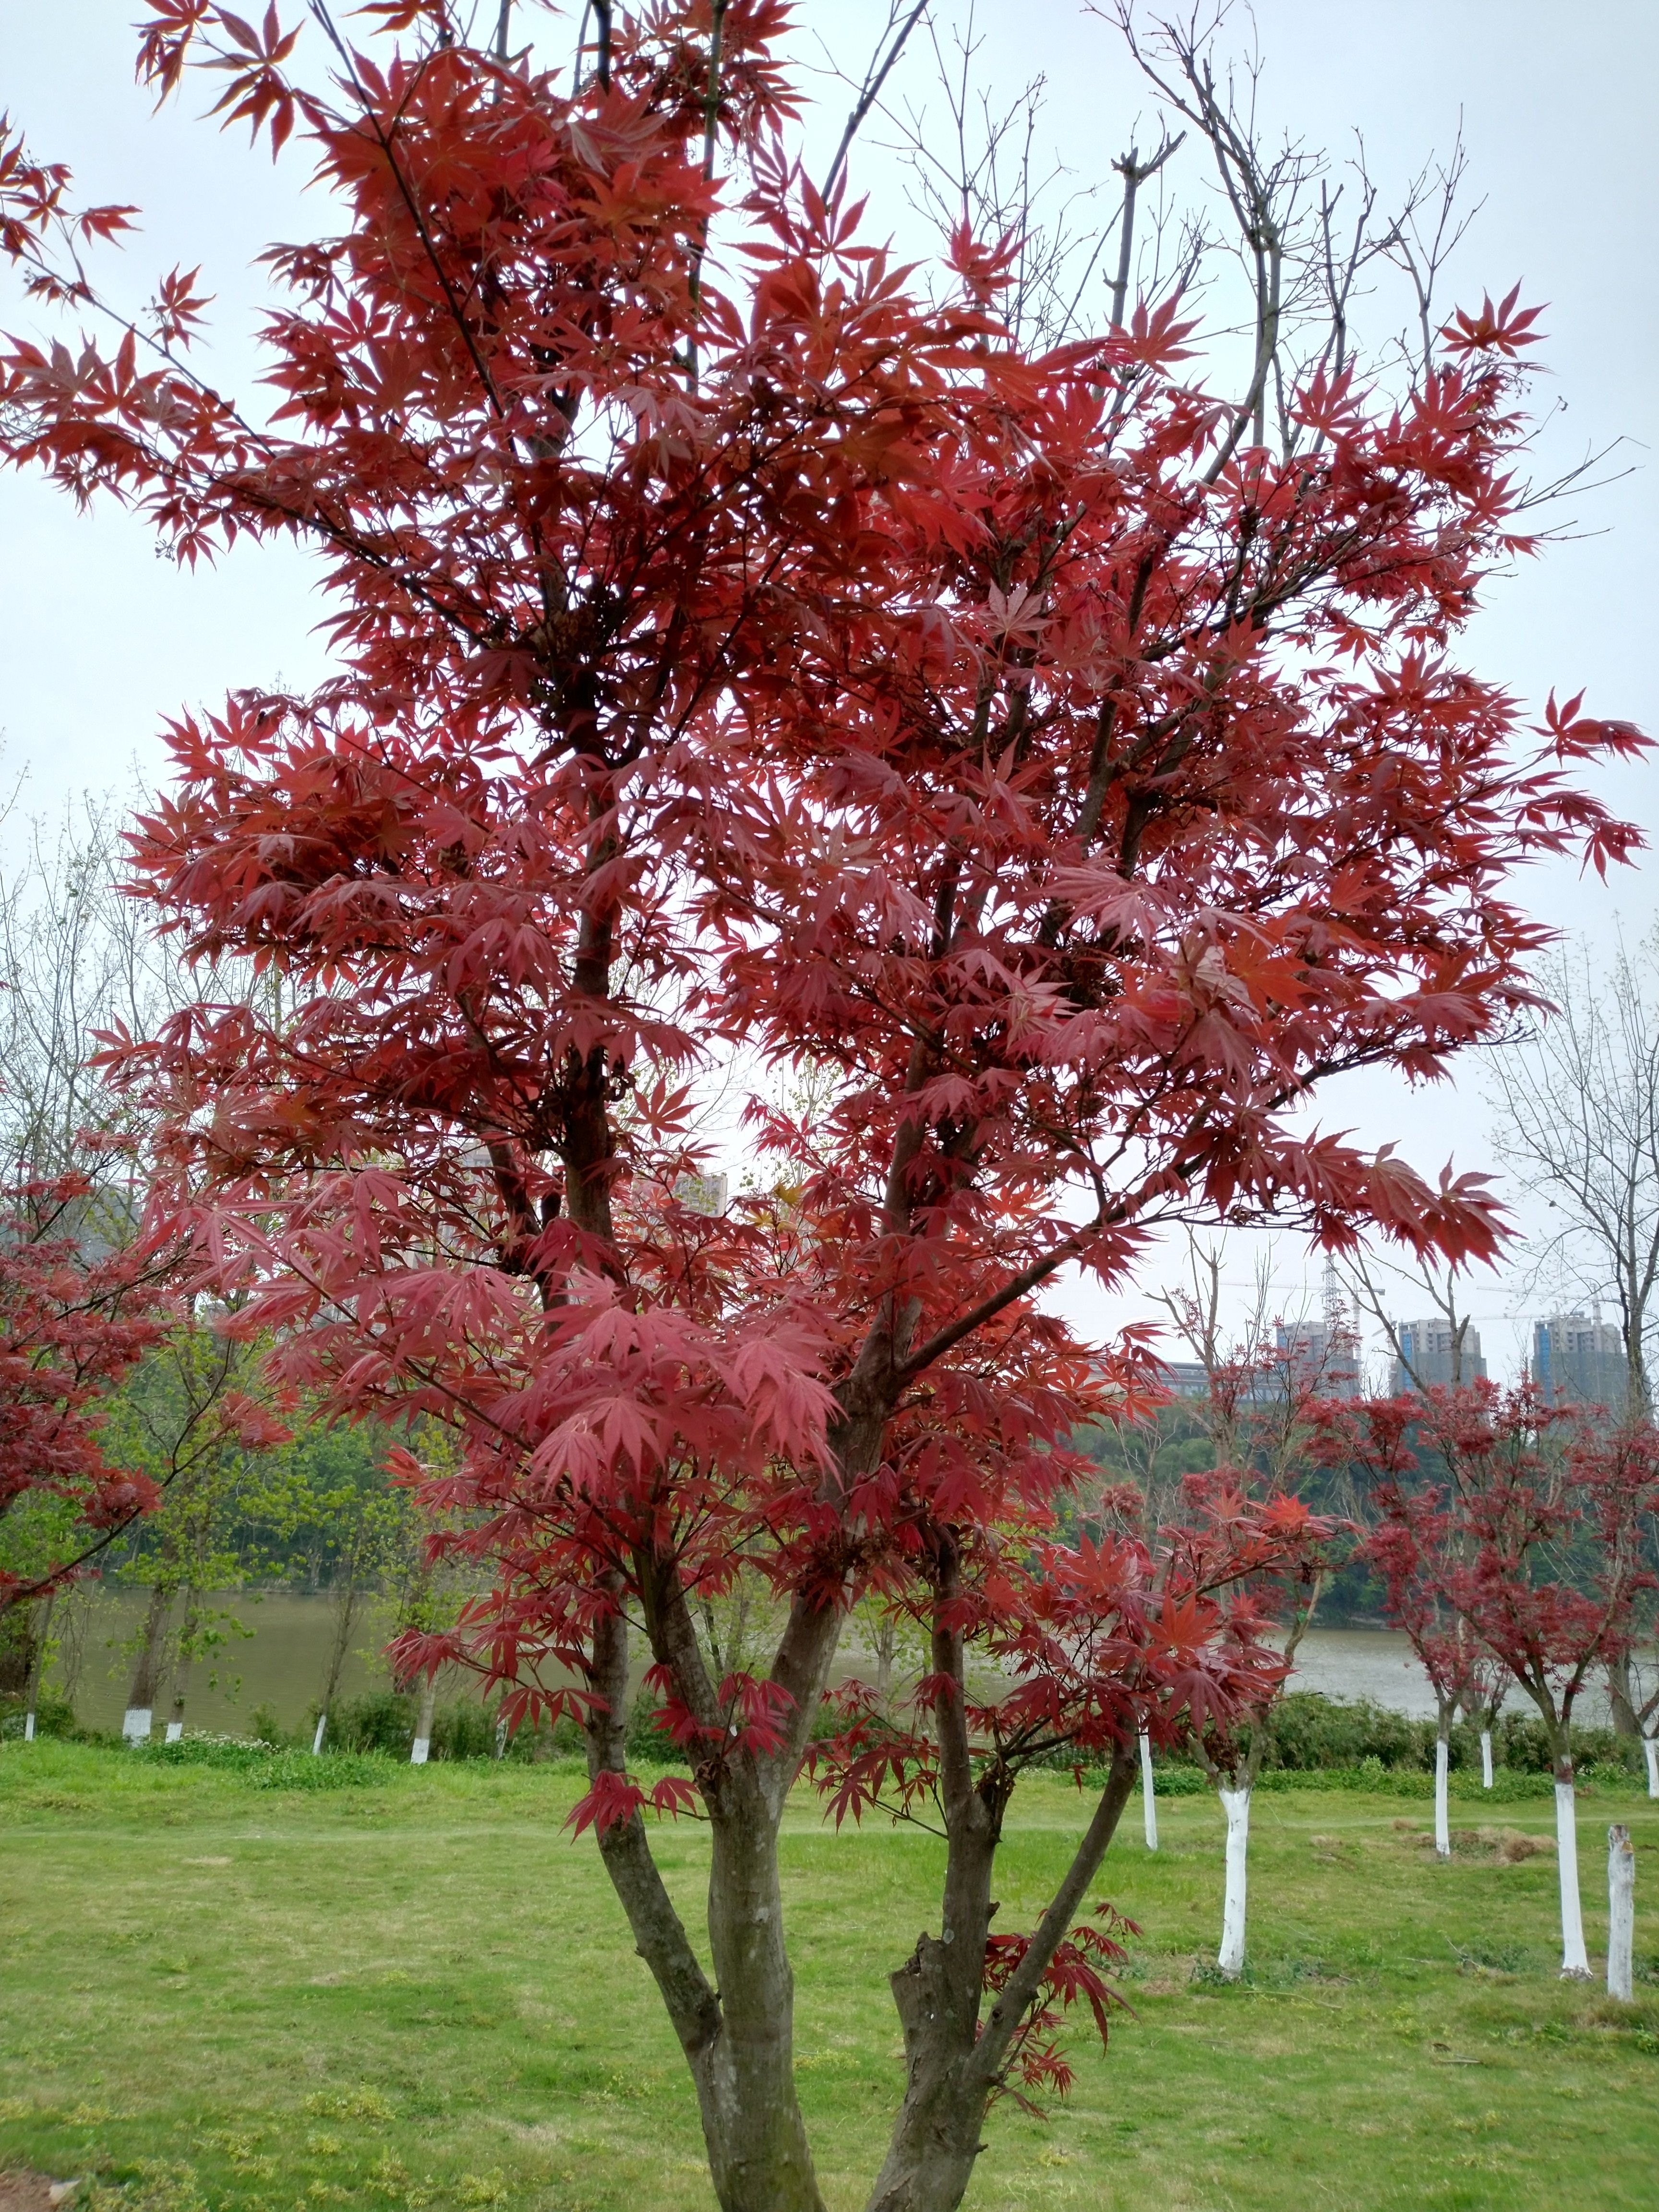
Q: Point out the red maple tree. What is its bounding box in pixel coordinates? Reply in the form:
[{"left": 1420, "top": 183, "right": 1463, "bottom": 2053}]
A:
[
  {"left": 2, "top": 4, "right": 1646, "bottom": 2203},
  {"left": 0, "top": 1169, "right": 170, "bottom": 1615},
  {"left": 1332, "top": 1385, "right": 1659, "bottom": 1974}
]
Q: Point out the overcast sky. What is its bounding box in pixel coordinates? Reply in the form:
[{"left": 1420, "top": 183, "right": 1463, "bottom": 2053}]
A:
[{"left": 2, "top": 1, "right": 1655, "bottom": 1380}]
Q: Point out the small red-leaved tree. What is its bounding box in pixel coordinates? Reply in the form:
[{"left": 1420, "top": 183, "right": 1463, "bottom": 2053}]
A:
[
  {"left": 0, "top": 1169, "right": 171, "bottom": 1617},
  {"left": 1331, "top": 1395, "right": 1498, "bottom": 1854},
  {"left": 2, "top": 4, "right": 1645, "bottom": 2204},
  {"left": 1342, "top": 1388, "right": 1659, "bottom": 1975}
]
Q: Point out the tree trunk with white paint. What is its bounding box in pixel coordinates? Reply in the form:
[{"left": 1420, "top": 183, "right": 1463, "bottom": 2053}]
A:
[
  {"left": 1433, "top": 1728, "right": 1451, "bottom": 1859},
  {"left": 1607, "top": 1824, "right": 1635, "bottom": 2002},
  {"left": 122, "top": 1582, "right": 172, "bottom": 1746},
  {"left": 1139, "top": 1731, "right": 1158, "bottom": 1851},
  {"left": 22, "top": 1592, "right": 53, "bottom": 1745},
  {"left": 409, "top": 1673, "right": 437, "bottom": 1764},
  {"left": 1644, "top": 1735, "right": 1659, "bottom": 1799},
  {"left": 1217, "top": 1786, "right": 1250, "bottom": 1978},
  {"left": 1554, "top": 1760, "right": 1590, "bottom": 1978},
  {"left": 1480, "top": 1729, "right": 1494, "bottom": 1789},
  {"left": 312, "top": 1712, "right": 328, "bottom": 1755}
]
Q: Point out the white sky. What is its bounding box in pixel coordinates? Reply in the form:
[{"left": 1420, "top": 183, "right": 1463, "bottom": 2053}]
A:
[{"left": 2, "top": 0, "right": 1655, "bottom": 1381}]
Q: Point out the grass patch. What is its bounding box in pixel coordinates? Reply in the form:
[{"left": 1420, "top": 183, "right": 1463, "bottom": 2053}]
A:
[{"left": 3, "top": 1741, "right": 1659, "bottom": 2210}]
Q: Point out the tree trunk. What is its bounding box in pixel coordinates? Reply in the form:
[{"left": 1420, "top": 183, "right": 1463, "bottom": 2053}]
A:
[
  {"left": 581, "top": 1590, "right": 828, "bottom": 2212},
  {"left": 22, "top": 1592, "right": 54, "bottom": 1743},
  {"left": 409, "top": 1673, "right": 437, "bottom": 1764},
  {"left": 1139, "top": 1730, "right": 1158, "bottom": 1851},
  {"left": 1553, "top": 1755, "right": 1590, "bottom": 1979},
  {"left": 1644, "top": 1735, "right": 1659, "bottom": 1799},
  {"left": 122, "top": 1583, "right": 172, "bottom": 1743},
  {"left": 697, "top": 1803, "right": 825, "bottom": 2212},
  {"left": 862, "top": 1754, "right": 1139, "bottom": 2212},
  {"left": 1433, "top": 1711, "right": 1452, "bottom": 1859},
  {"left": 1607, "top": 1824, "right": 1635, "bottom": 2002},
  {"left": 315, "top": 1572, "right": 362, "bottom": 1751},
  {"left": 1607, "top": 1651, "right": 1640, "bottom": 1740},
  {"left": 1217, "top": 1784, "right": 1251, "bottom": 1977},
  {"left": 1480, "top": 1729, "right": 1494, "bottom": 1789},
  {"left": 166, "top": 1589, "right": 198, "bottom": 1741}
]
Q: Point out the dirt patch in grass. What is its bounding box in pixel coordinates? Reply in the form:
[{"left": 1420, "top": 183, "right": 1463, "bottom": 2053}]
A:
[
  {"left": 0, "top": 2176, "right": 81, "bottom": 2212},
  {"left": 1391, "top": 1818, "right": 1555, "bottom": 1862}
]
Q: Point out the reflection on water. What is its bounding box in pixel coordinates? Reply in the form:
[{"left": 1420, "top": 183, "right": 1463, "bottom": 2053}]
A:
[
  {"left": 46, "top": 1597, "right": 1607, "bottom": 1736},
  {"left": 51, "top": 1591, "right": 402, "bottom": 1737}
]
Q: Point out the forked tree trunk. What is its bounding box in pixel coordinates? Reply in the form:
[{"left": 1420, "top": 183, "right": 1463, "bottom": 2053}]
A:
[
  {"left": 1608, "top": 1824, "right": 1635, "bottom": 2001},
  {"left": 1139, "top": 1730, "right": 1158, "bottom": 1851},
  {"left": 582, "top": 1595, "right": 827, "bottom": 2212},
  {"left": 863, "top": 1751, "right": 1140, "bottom": 2212},
  {"left": 122, "top": 1584, "right": 172, "bottom": 1744},
  {"left": 1216, "top": 1785, "right": 1251, "bottom": 1977},
  {"left": 1553, "top": 1752, "right": 1590, "bottom": 1979}
]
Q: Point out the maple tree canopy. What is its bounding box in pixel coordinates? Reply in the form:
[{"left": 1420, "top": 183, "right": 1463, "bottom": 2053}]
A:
[{"left": 0, "top": 4, "right": 1647, "bottom": 2208}]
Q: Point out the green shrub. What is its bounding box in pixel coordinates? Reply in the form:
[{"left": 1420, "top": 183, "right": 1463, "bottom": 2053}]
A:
[{"left": 0, "top": 1690, "right": 78, "bottom": 1741}]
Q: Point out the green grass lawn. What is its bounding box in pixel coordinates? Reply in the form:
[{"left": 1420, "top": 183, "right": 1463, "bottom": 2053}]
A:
[{"left": 3, "top": 1743, "right": 1658, "bottom": 2212}]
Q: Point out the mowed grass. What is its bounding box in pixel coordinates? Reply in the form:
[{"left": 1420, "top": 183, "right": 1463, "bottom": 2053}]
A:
[{"left": 3, "top": 1744, "right": 1659, "bottom": 2212}]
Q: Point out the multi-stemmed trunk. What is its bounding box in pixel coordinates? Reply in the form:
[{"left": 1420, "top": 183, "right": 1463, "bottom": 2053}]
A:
[{"left": 581, "top": 1592, "right": 826, "bottom": 2212}]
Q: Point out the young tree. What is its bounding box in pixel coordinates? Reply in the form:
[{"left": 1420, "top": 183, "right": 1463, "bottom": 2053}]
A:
[
  {"left": 100, "top": 1319, "right": 283, "bottom": 1741},
  {"left": 1350, "top": 1387, "right": 1659, "bottom": 1975},
  {"left": 2, "top": 4, "right": 1645, "bottom": 2205},
  {"left": 0, "top": 1169, "right": 172, "bottom": 1621},
  {"left": 1337, "top": 1403, "right": 1491, "bottom": 1853}
]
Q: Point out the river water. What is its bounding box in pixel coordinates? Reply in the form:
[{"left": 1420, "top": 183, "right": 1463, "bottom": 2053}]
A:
[{"left": 48, "top": 1595, "right": 1528, "bottom": 1738}]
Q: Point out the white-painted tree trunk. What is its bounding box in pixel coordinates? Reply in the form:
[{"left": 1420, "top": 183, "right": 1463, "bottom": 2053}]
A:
[
  {"left": 1644, "top": 1736, "right": 1659, "bottom": 1799},
  {"left": 23, "top": 1711, "right": 35, "bottom": 1742},
  {"left": 1480, "top": 1730, "right": 1494, "bottom": 1789},
  {"left": 1139, "top": 1731, "right": 1158, "bottom": 1851},
  {"left": 409, "top": 1675, "right": 437, "bottom": 1765},
  {"left": 1434, "top": 1736, "right": 1451, "bottom": 1858},
  {"left": 1608, "top": 1824, "right": 1635, "bottom": 2002},
  {"left": 1217, "top": 1786, "right": 1251, "bottom": 1979},
  {"left": 1555, "top": 1779, "right": 1590, "bottom": 1978},
  {"left": 493, "top": 1715, "right": 509, "bottom": 1760},
  {"left": 313, "top": 1713, "right": 328, "bottom": 1755},
  {"left": 121, "top": 1707, "right": 152, "bottom": 1745},
  {"left": 164, "top": 1719, "right": 183, "bottom": 1743}
]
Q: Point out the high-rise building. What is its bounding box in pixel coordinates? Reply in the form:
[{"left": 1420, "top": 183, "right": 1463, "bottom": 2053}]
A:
[
  {"left": 1273, "top": 1318, "right": 1363, "bottom": 1399},
  {"left": 1532, "top": 1313, "right": 1628, "bottom": 1413},
  {"left": 1388, "top": 1317, "right": 1488, "bottom": 1395}
]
